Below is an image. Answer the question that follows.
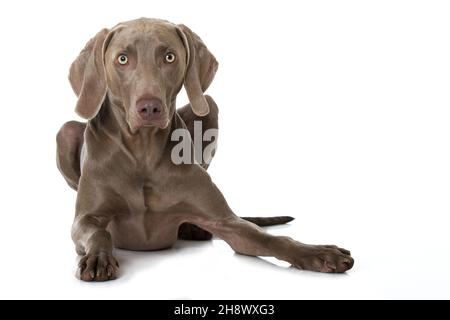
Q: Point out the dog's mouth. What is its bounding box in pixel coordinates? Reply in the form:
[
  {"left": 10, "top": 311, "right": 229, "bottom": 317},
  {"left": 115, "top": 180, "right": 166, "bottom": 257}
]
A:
[
  {"left": 142, "top": 119, "right": 170, "bottom": 129},
  {"left": 128, "top": 117, "right": 170, "bottom": 134}
]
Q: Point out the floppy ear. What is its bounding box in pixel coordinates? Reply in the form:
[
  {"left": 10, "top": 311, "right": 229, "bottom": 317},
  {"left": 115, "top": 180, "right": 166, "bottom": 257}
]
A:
[
  {"left": 177, "top": 24, "right": 218, "bottom": 117},
  {"left": 69, "top": 28, "right": 110, "bottom": 119}
]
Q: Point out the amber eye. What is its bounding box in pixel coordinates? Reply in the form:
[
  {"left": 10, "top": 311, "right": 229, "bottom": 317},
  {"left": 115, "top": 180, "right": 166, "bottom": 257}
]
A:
[
  {"left": 164, "top": 52, "right": 176, "bottom": 63},
  {"left": 117, "top": 54, "right": 128, "bottom": 65}
]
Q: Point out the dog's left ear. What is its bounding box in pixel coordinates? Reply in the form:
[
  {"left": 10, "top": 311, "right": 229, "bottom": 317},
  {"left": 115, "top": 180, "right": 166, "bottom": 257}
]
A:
[{"left": 177, "top": 24, "right": 218, "bottom": 117}]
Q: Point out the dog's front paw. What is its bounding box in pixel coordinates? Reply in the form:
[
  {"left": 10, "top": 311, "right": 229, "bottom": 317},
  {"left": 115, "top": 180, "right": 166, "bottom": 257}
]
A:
[
  {"left": 77, "top": 252, "right": 119, "bottom": 282},
  {"left": 292, "top": 244, "right": 354, "bottom": 273}
]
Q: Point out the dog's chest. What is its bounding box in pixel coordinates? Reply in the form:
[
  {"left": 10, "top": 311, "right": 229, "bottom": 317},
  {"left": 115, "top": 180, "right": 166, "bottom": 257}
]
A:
[{"left": 108, "top": 184, "right": 187, "bottom": 251}]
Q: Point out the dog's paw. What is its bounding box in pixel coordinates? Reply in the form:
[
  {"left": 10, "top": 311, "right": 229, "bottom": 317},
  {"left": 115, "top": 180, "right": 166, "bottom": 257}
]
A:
[
  {"left": 291, "top": 244, "right": 354, "bottom": 273},
  {"left": 77, "top": 252, "right": 119, "bottom": 282}
]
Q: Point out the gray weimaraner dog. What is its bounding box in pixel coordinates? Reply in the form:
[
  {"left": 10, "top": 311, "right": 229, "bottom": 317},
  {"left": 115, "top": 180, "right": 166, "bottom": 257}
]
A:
[{"left": 57, "top": 18, "right": 354, "bottom": 281}]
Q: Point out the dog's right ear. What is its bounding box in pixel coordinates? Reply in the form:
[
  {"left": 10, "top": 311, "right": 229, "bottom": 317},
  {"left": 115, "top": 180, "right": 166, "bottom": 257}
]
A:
[{"left": 69, "top": 28, "right": 111, "bottom": 119}]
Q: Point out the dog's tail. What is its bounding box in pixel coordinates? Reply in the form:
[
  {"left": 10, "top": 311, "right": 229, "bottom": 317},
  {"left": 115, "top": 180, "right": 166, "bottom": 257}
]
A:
[{"left": 241, "top": 216, "right": 294, "bottom": 226}]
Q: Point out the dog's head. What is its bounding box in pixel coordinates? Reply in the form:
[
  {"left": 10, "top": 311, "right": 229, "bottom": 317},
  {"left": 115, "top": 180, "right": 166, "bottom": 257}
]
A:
[{"left": 69, "top": 18, "right": 218, "bottom": 133}]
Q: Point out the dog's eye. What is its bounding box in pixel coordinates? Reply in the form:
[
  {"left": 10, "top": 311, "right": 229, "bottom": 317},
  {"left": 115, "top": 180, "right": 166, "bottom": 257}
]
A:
[
  {"left": 117, "top": 54, "right": 128, "bottom": 65},
  {"left": 164, "top": 52, "right": 176, "bottom": 64}
]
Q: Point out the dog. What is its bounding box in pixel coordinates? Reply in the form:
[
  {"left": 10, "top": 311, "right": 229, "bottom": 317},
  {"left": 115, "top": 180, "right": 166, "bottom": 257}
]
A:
[{"left": 57, "top": 18, "right": 354, "bottom": 281}]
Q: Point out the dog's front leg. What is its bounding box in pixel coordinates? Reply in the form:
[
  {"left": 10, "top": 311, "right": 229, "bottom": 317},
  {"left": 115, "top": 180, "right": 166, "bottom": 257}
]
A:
[
  {"left": 71, "top": 180, "right": 120, "bottom": 282},
  {"left": 178, "top": 166, "right": 354, "bottom": 273},
  {"left": 72, "top": 215, "right": 118, "bottom": 281}
]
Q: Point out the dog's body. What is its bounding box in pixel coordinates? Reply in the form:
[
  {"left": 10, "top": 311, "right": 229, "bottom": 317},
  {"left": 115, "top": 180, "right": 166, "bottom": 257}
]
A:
[{"left": 57, "top": 18, "right": 353, "bottom": 281}]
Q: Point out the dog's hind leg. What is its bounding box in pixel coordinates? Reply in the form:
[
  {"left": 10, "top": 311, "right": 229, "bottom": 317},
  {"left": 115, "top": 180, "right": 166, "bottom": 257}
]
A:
[
  {"left": 177, "top": 96, "right": 219, "bottom": 240},
  {"left": 56, "top": 121, "right": 86, "bottom": 190},
  {"left": 176, "top": 96, "right": 294, "bottom": 240},
  {"left": 177, "top": 95, "right": 218, "bottom": 170}
]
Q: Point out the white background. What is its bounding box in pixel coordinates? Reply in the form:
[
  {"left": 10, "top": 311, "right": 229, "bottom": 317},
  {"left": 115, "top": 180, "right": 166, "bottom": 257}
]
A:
[{"left": 0, "top": 0, "right": 449, "bottom": 299}]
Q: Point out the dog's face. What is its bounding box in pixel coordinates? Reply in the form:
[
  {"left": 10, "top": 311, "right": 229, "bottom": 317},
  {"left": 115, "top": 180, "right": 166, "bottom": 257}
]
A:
[
  {"left": 104, "top": 21, "right": 187, "bottom": 132},
  {"left": 69, "top": 18, "right": 218, "bottom": 133}
]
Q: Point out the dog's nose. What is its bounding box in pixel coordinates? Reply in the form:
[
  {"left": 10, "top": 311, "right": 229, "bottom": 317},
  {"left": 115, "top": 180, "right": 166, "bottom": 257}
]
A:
[{"left": 136, "top": 98, "right": 162, "bottom": 121}]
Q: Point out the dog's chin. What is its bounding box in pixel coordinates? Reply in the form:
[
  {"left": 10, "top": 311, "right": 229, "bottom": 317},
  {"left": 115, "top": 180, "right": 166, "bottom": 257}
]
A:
[{"left": 128, "top": 119, "right": 170, "bottom": 134}]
